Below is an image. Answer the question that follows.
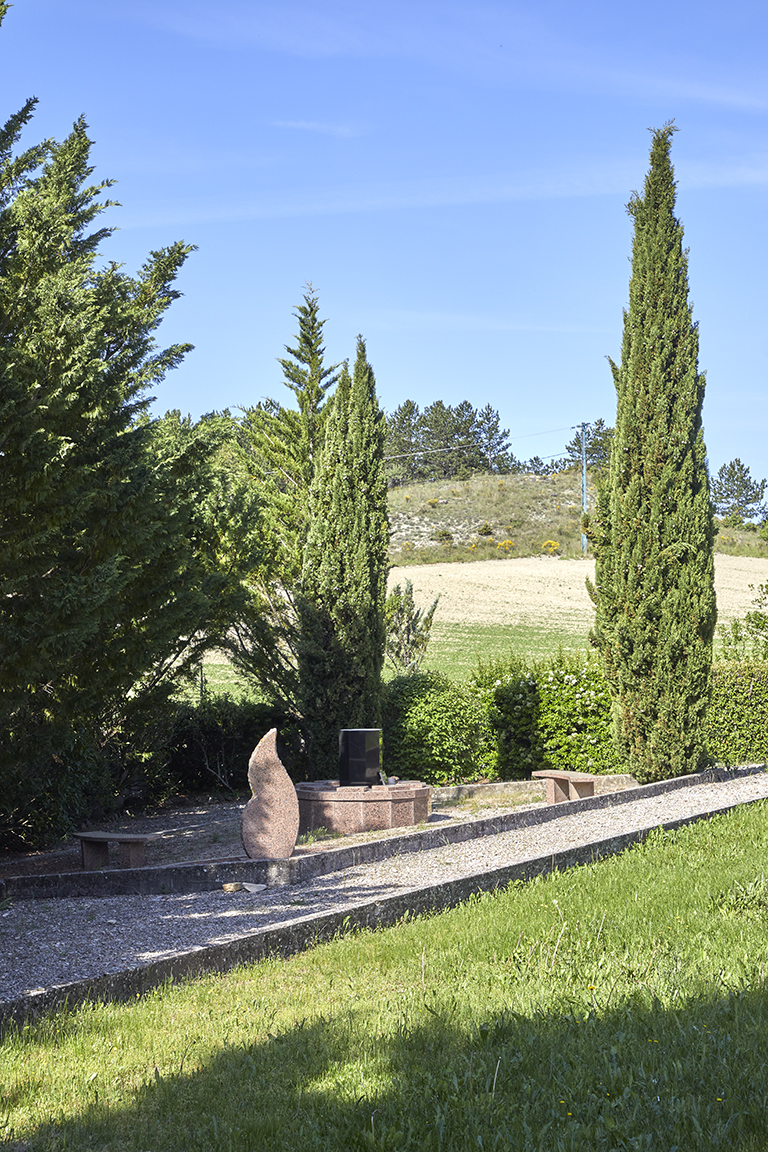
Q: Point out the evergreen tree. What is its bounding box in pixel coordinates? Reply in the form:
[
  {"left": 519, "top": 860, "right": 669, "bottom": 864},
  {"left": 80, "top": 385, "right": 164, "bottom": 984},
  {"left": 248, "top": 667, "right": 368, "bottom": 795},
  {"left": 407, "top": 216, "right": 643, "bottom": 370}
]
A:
[
  {"left": 565, "top": 418, "right": 614, "bottom": 470},
  {"left": 384, "top": 397, "right": 516, "bottom": 482},
  {"left": 0, "top": 73, "right": 246, "bottom": 843},
  {"left": 229, "top": 287, "right": 340, "bottom": 711},
  {"left": 419, "top": 399, "right": 482, "bottom": 479},
  {"left": 385, "top": 581, "right": 440, "bottom": 674},
  {"left": 240, "top": 284, "right": 339, "bottom": 575},
  {"left": 587, "top": 124, "right": 716, "bottom": 784},
  {"left": 298, "top": 336, "right": 389, "bottom": 776},
  {"left": 711, "top": 458, "right": 767, "bottom": 524},
  {"left": 276, "top": 283, "right": 341, "bottom": 494},
  {"left": 475, "top": 404, "right": 517, "bottom": 473},
  {"left": 384, "top": 399, "right": 424, "bottom": 485}
]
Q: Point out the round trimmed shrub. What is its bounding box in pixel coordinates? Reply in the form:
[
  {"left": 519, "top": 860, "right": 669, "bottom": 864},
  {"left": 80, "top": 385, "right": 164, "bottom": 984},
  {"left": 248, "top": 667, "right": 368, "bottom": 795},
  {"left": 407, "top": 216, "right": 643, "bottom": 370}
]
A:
[{"left": 382, "top": 672, "right": 494, "bottom": 786}]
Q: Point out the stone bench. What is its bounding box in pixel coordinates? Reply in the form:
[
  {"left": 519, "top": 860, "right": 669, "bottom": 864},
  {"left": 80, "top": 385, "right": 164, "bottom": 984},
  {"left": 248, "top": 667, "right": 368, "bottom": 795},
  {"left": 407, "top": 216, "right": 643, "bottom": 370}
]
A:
[
  {"left": 531, "top": 770, "right": 600, "bottom": 805},
  {"left": 73, "top": 831, "right": 159, "bottom": 870}
]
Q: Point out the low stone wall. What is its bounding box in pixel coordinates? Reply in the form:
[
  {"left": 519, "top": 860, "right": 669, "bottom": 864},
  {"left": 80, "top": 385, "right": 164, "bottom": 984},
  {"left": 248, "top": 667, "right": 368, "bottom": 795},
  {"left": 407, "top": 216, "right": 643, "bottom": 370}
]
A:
[
  {"left": 431, "top": 774, "right": 638, "bottom": 803},
  {"left": 0, "top": 768, "right": 741, "bottom": 903}
]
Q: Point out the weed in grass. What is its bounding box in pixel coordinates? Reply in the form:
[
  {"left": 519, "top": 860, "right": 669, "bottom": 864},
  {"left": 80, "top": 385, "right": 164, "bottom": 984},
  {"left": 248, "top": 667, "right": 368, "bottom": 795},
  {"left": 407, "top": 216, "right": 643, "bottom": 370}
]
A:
[
  {"left": 296, "top": 827, "right": 342, "bottom": 845},
  {"left": 714, "top": 875, "right": 768, "bottom": 918}
]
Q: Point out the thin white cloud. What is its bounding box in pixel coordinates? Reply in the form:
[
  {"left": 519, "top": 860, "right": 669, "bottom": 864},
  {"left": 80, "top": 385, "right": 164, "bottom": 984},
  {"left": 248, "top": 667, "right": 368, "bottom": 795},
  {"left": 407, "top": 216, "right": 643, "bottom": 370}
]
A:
[
  {"left": 117, "top": 159, "right": 635, "bottom": 229},
  {"left": 677, "top": 154, "right": 768, "bottom": 190},
  {"left": 114, "top": 148, "right": 768, "bottom": 232},
  {"left": 117, "top": 1, "right": 768, "bottom": 111},
  {"left": 271, "top": 119, "right": 361, "bottom": 137}
]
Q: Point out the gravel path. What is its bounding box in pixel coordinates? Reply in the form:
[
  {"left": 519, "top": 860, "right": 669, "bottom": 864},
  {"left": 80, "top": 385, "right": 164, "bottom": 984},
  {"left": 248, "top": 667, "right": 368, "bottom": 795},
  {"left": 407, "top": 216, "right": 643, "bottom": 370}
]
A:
[{"left": 3, "top": 770, "right": 767, "bottom": 1007}]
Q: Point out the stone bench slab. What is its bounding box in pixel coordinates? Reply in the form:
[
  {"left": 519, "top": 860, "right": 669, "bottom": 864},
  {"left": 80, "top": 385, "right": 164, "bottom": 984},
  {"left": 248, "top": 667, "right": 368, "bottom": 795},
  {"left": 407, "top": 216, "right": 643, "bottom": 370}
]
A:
[
  {"left": 74, "top": 832, "right": 160, "bottom": 871},
  {"left": 531, "top": 770, "right": 600, "bottom": 804}
]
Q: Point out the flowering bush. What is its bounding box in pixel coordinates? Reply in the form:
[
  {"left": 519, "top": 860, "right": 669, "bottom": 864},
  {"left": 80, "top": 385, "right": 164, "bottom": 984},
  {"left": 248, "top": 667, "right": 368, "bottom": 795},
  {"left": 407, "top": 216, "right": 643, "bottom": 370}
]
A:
[
  {"left": 536, "top": 659, "right": 621, "bottom": 773},
  {"left": 472, "top": 654, "right": 620, "bottom": 778},
  {"left": 472, "top": 661, "right": 543, "bottom": 779}
]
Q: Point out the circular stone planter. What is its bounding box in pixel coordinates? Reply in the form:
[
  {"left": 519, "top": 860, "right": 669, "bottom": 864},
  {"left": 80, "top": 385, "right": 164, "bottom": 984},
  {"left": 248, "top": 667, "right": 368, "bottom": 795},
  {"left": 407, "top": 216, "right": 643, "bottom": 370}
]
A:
[{"left": 296, "top": 780, "right": 431, "bottom": 836}]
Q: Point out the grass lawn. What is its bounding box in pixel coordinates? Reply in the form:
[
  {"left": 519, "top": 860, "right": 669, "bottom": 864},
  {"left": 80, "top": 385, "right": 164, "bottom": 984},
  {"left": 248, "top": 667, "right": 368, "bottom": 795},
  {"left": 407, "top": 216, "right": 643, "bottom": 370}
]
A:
[
  {"left": 5, "top": 802, "right": 768, "bottom": 1150},
  {"left": 200, "top": 620, "right": 738, "bottom": 695},
  {"left": 423, "top": 621, "right": 590, "bottom": 679}
]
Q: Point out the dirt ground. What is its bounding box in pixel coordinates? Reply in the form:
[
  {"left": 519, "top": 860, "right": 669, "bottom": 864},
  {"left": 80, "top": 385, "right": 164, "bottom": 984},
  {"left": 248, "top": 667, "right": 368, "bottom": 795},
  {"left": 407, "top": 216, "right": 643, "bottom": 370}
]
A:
[{"left": 388, "top": 554, "right": 768, "bottom": 630}]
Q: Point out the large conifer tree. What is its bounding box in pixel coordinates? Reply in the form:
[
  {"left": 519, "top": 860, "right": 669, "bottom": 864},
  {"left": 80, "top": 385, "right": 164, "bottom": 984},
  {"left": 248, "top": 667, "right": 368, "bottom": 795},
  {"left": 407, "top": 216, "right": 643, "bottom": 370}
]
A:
[
  {"left": 0, "top": 17, "right": 248, "bottom": 844},
  {"left": 587, "top": 124, "right": 716, "bottom": 783},
  {"left": 298, "top": 336, "right": 389, "bottom": 776},
  {"left": 227, "top": 287, "right": 340, "bottom": 709}
]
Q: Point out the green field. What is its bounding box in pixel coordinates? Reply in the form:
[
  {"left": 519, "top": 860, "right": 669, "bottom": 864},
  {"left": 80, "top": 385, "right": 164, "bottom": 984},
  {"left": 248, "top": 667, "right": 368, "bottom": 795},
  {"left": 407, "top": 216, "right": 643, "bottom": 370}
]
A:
[
  {"left": 422, "top": 621, "right": 590, "bottom": 679},
  {"left": 5, "top": 802, "right": 768, "bottom": 1150},
  {"left": 196, "top": 620, "right": 591, "bottom": 703},
  {"left": 200, "top": 620, "right": 741, "bottom": 697}
]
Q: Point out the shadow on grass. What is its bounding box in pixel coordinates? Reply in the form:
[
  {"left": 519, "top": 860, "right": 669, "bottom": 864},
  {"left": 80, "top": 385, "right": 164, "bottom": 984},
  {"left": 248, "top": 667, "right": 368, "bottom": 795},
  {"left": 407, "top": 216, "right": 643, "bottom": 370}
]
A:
[{"left": 21, "top": 975, "right": 768, "bottom": 1151}]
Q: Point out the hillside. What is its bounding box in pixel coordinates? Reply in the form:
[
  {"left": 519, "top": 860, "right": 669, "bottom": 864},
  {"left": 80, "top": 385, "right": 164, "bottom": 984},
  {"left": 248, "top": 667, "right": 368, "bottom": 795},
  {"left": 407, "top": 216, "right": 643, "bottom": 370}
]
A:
[
  {"left": 388, "top": 471, "right": 768, "bottom": 564},
  {"left": 388, "top": 470, "right": 590, "bottom": 563}
]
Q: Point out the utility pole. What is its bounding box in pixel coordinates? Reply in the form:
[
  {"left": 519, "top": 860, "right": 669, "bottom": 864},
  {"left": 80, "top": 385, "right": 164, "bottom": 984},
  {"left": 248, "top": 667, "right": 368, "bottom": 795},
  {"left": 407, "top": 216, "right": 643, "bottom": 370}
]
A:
[{"left": 581, "top": 422, "right": 588, "bottom": 554}]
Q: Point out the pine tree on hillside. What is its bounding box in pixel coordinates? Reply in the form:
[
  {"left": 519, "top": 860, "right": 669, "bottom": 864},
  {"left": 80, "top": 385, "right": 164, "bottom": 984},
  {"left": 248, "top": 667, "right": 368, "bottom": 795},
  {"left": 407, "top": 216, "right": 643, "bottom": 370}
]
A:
[
  {"left": 565, "top": 419, "right": 614, "bottom": 470},
  {"left": 385, "top": 399, "right": 423, "bottom": 485},
  {"left": 586, "top": 124, "right": 717, "bottom": 784},
  {"left": 711, "top": 458, "right": 767, "bottom": 524},
  {"left": 475, "top": 404, "right": 517, "bottom": 473},
  {"left": 419, "top": 400, "right": 482, "bottom": 479},
  {"left": 298, "top": 336, "right": 389, "bottom": 776}
]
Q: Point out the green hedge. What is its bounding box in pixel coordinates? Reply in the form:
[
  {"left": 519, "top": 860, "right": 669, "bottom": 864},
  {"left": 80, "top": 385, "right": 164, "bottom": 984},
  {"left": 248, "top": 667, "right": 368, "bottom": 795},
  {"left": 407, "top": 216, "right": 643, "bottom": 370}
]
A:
[
  {"left": 472, "top": 654, "right": 621, "bottom": 779},
  {"left": 10, "top": 660, "right": 767, "bottom": 850},
  {"left": 381, "top": 672, "right": 495, "bottom": 786},
  {"left": 0, "top": 725, "right": 111, "bottom": 849},
  {"left": 708, "top": 663, "right": 768, "bottom": 765},
  {"left": 0, "top": 696, "right": 302, "bottom": 850},
  {"left": 165, "top": 665, "right": 768, "bottom": 800},
  {"left": 162, "top": 697, "right": 300, "bottom": 792},
  {"left": 471, "top": 656, "right": 768, "bottom": 780}
]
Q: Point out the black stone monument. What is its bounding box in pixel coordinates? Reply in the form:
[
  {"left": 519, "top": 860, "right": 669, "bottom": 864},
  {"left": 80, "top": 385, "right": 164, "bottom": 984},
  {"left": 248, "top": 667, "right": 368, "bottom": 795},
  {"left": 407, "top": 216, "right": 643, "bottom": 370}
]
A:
[{"left": 339, "top": 728, "right": 382, "bottom": 786}]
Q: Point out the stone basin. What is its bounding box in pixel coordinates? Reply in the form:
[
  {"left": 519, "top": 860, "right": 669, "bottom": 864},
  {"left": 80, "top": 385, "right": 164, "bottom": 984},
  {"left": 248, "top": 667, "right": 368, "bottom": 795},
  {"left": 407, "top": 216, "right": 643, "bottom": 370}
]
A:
[{"left": 296, "top": 780, "right": 431, "bottom": 837}]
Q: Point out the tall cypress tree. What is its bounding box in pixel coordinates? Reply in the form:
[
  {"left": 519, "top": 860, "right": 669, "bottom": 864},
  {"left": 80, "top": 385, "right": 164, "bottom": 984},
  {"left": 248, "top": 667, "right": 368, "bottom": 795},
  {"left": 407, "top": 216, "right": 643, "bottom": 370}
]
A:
[
  {"left": 587, "top": 124, "right": 716, "bottom": 784},
  {"left": 298, "top": 336, "right": 389, "bottom": 777}
]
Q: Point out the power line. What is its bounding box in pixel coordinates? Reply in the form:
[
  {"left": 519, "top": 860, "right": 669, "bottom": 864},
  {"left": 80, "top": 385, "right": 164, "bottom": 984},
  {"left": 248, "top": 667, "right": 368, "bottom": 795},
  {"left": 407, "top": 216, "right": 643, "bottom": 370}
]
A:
[
  {"left": 507, "top": 425, "right": 576, "bottom": 442},
  {"left": 385, "top": 420, "right": 605, "bottom": 464}
]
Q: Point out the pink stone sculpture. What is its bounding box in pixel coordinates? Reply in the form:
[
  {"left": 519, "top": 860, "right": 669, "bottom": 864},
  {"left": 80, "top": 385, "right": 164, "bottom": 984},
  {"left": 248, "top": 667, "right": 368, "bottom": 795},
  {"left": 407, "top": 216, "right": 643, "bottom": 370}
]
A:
[{"left": 241, "top": 728, "right": 299, "bottom": 860}]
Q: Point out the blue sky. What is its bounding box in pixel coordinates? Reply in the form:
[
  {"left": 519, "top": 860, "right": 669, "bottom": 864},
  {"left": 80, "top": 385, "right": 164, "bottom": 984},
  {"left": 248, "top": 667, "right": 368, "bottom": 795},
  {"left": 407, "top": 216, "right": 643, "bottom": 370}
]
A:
[{"left": 2, "top": 0, "right": 767, "bottom": 475}]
